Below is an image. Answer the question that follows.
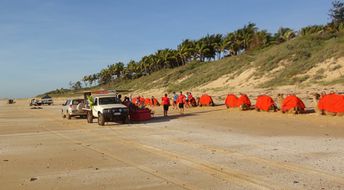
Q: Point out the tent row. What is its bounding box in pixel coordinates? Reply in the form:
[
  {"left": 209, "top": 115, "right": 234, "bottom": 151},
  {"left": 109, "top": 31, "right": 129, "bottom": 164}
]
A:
[
  {"left": 224, "top": 93, "right": 344, "bottom": 116},
  {"left": 129, "top": 93, "right": 344, "bottom": 116}
]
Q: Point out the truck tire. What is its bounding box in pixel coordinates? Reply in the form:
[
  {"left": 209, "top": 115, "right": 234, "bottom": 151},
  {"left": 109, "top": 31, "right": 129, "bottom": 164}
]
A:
[
  {"left": 67, "top": 112, "right": 71, "bottom": 120},
  {"left": 122, "top": 116, "right": 129, "bottom": 124},
  {"left": 87, "top": 112, "right": 93, "bottom": 123},
  {"left": 62, "top": 111, "right": 66, "bottom": 118},
  {"left": 98, "top": 113, "right": 105, "bottom": 126}
]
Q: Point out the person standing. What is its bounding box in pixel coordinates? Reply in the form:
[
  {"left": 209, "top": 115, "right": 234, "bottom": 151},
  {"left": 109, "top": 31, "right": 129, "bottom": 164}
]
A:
[
  {"left": 185, "top": 92, "right": 189, "bottom": 108},
  {"left": 161, "top": 94, "right": 170, "bottom": 117},
  {"left": 177, "top": 91, "right": 186, "bottom": 114},
  {"left": 172, "top": 92, "right": 178, "bottom": 110}
]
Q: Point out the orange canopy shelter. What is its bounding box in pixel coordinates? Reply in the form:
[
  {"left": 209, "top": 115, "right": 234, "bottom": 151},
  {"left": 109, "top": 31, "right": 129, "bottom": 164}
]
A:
[
  {"left": 225, "top": 94, "right": 238, "bottom": 108},
  {"left": 255, "top": 95, "right": 275, "bottom": 111},
  {"left": 281, "top": 95, "right": 305, "bottom": 112},
  {"left": 237, "top": 94, "right": 251, "bottom": 107},
  {"left": 318, "top": 94, "right": 344, "bottom": 113},
  {"left": 144, "top": 98, "right": 152, "bottom": 106},
  {"left": 151, "top": 98, "right": 160, "bottom": 106},
  {"left": 132, "top": 97, "right": 145, "bottom": 106},
  {"left": 132, "top": 97, "right": 138, "bottom": 105},
  {"left": 139, "top": 97, "right": 145, "bottom": 105},
  {"left": 144, "top": 98, "right": 160, "bottom": 106},
  {"left": 199, "top": 94, "right": 214, "bottom": 106}
]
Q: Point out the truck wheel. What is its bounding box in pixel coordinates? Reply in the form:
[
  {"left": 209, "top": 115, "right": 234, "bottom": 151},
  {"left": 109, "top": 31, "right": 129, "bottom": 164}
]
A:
[
  {"left": 122, "top": 116, "right": 129, "bottom": 124},
  {"left": 62, "top": 112, "right": 66, "bottom": 119},
  {"left": 67, "top": 112, "right": 71, "bottom": 120},
  {"left": 98, "top": 113, "right": 105, "bottom": 126},
  {"left": 87, "top": 112, "right": 93, "bottom": 123}
]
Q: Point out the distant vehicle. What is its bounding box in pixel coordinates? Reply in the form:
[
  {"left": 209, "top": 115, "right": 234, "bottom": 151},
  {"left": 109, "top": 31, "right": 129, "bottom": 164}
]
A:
[
  {"left": 41, "top": 99, "right": 53, "bottom": 105},
  {"left": 83, "top": 91, "right": 129, "bottom": 126},
  {"left": 41, "top": 95, "right": 53, "bottom": 105},
  {"left": 61, "top": 98, "right": 87, "bottom": 119},
  {"left": 8, "top": 99, "right": 15, "bottom": 104},
  {"left": 30, "top": 99, "right": 42, "bottom": 106}
]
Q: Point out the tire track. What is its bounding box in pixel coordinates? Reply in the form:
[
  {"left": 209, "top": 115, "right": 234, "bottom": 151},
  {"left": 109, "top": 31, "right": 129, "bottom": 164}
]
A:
[
  {"left": 40, "top": 124, "right": 197, "bottom": 190},
  {"left": 118, "top": 121, "right": 344, "bottom": 186},
  {"left": 43, "top": 108, "right": 342, "bottom": 189},
  {"left": 87, "top": 127, "right": 284, "bottom": 190},
  {"left": 43, "top": 112, "right": 286, "bottom": 190},
  {"left": 167, "top": 137, "right": 344, "bottom": 186}
]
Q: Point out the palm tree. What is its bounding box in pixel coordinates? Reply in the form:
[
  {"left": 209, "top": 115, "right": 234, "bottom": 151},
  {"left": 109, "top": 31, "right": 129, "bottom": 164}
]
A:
[
  {"left": 140, "top": 55, "right": 156, "bottom": 74},
  {"left": 300, "top": 25, "right": 324, "bottom": 36},
  {"left": 114, "top": 62, "right": 124, "bottom": 78},
  {"left": 92, "top": 74, "right": 99, "bottom": 86},
  {"left": 250, "top": 30, "right": 271, "bottom": 49},
  {"left": 82, "top": 75, "right": 89, "bottom": 87},
  {"left": 195, "top": 36, "right": 215, "bottom": 62},
  {"left": 209, "top": 34, "right": 223, "bottom": 60},
  {"left": 98, "top": 68, "right": 112, "bottom": 84},
  {"left": 329, "top": 0, "right": 344, "bottom": 25},
  {"left": 223, "top": 32, "right": 241, "bottom": 56},
  {"left": 239, "top": 23, "right": 258, "bottom": 51},
  {"left": 274, "top": 27, "right": 296, "bottom": 43},
  {"left": 157, "top": 48, "right": 181, "bottom": 68},
  {"left": 125, "top": 60, "right": 139, "bottom": 79},
  {"left": 177, "top": 39, "right": 195, "bottom": 64}
]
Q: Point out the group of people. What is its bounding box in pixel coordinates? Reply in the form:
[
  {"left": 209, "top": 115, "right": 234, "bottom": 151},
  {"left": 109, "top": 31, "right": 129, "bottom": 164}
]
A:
[
  {"left": 165, "top": 91, "right": 196, "bottom": 116},
  {"left": 125, "top": 91, "right": 196, "bottom": 117}
]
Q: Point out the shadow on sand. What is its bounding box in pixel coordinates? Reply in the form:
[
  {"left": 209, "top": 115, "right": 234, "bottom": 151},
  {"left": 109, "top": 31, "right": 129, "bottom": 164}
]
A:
[
  {"left": 130, "top": 107, "right": 227, "bottom": 125},
  {"left": 100, "top": 107, "right": 226, "bottom": 126}
]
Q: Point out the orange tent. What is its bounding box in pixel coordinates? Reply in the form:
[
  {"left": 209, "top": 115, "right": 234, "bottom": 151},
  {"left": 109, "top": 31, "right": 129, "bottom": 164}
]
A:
[
  {"left": 151, "top": 98, "right": 160, "bottom": 106},
  {"left": 132, "top": 97, "right": 138, "bottom": 105},
  {"left": 237, "top": 94, "right": 251, "bottom": 107},
  {"left": 255, "top": 95, "right": 275, "bottom": 111},
  {"left": 281, "top": 95, "right": 305, "bottom": 112},
  {"left": 145, "top": 98, "right": 152, "bottom": 106},
  {"left": 199, "top": 94, "right": 214, "bottom": 106},
  {"left": 225, "top": 94, "right": 238, "bottom": 108},
  {"left": 318, "top": 94, "right": 344, "bottom": 113},
  {"left": 132, "top": 97, "right": 145, "bottom": 106},
  {"left": 139, "top": 97, "right": 145, "bottom": 105}
]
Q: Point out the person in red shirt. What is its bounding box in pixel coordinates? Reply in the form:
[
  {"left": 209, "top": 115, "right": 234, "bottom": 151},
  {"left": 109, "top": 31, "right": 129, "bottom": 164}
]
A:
[
  {"left": 177, "top": 91, "right": 186, "bottom": 114},
  {"left": 139, "top": 96, "right": 145, "bottom": 106},
  {"left": 187, "top": 92, "right": 194, "bottom": 107},
  {"left": 161, "top": 94, "right": 170, "bottom": 116}
]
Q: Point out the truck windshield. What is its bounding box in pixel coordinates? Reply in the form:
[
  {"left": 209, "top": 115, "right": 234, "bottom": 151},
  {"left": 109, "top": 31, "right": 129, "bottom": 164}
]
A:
[{"left": 98, "top": 97, "right": 121, "bottom": 105}]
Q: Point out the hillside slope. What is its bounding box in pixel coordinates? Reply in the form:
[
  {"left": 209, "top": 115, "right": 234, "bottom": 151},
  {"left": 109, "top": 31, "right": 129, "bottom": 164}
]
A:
[
  {"left": 107, "top": 33, "right": 344, "bottom": 94},
  {"left": 44, "top": 33, "right": 344, "bottom": 98}
]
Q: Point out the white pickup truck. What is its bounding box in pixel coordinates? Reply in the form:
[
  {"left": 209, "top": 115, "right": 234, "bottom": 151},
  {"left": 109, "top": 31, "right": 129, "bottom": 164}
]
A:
[{"left": 84, "top": 93, "right": 129, "bottom": 126}]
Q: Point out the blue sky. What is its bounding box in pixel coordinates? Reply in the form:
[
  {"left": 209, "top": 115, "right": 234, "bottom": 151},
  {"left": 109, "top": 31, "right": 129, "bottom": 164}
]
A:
[{"left": 0, "top": 0, "right": 331, "bottom": 98}]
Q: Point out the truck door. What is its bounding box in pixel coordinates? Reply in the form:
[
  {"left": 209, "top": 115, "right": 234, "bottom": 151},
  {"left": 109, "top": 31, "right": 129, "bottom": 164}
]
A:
[{"left": 92, "top": 98, "right": 98, "bottom": 117}]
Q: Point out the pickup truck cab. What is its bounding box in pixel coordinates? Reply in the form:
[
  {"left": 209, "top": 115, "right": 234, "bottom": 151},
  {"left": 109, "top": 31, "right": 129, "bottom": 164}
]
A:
[{"left": 85, "top": 94, "right": 129, "bottom": 126}]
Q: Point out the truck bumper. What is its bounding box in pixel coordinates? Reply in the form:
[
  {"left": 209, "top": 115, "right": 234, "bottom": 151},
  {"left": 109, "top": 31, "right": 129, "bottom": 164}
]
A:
[{"left": 103, "top": 112, "right": 128, "bottom": 122}]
